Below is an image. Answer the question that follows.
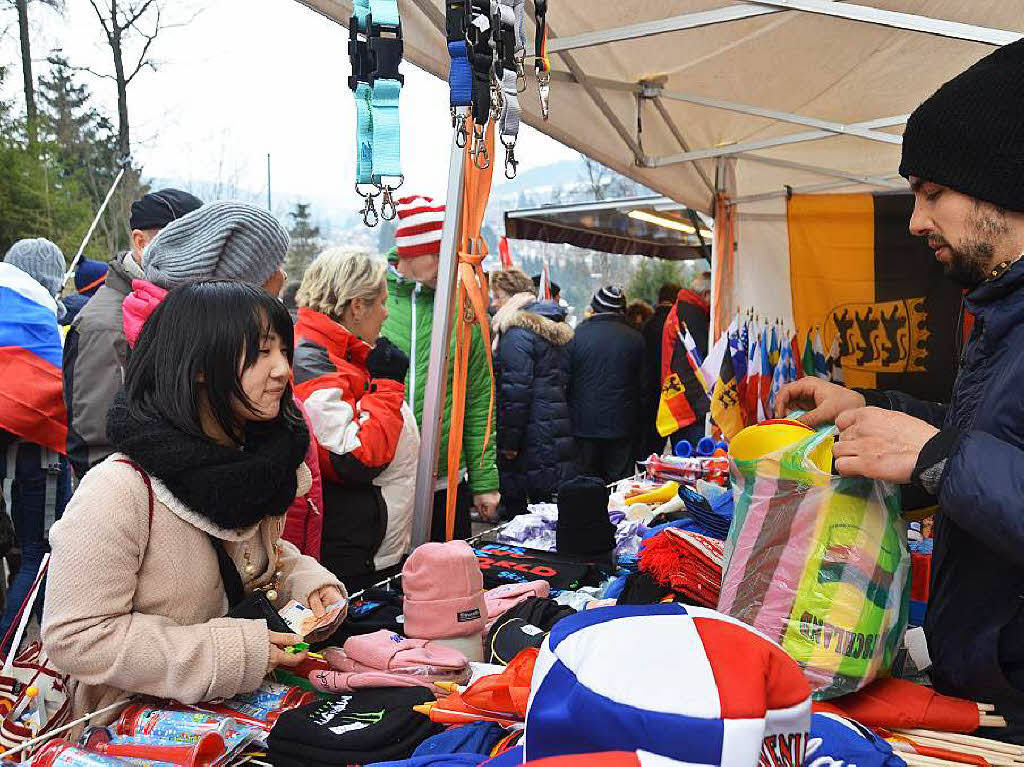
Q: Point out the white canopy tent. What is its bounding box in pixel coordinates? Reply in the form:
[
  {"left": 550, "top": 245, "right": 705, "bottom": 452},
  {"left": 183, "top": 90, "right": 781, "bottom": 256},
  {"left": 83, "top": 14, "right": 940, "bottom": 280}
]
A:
[{"left": 295, "top": 0, "right": 1022, "bottom": 544}]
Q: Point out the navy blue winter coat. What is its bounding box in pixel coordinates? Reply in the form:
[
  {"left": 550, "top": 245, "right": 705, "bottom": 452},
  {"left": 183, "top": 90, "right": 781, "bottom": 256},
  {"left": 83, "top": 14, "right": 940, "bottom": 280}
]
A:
[
  {"left": 568, "top": 312, "right": 645, "bottom": 440},
  {"left": 493, "top": 297, "right": 577, "bottom": 501},
  {"left": 866, "top": 258, "right": 1024, "bottom": 706}
]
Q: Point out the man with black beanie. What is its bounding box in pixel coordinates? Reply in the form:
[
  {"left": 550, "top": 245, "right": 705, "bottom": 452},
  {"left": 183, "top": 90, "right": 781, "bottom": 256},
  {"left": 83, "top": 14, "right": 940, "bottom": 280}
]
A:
[
  {"left": 775, "top": 39, "right": 1024, "bottom": 740},
  {"left": 63, "top": 188, "right": 202, "bottom": 478}
]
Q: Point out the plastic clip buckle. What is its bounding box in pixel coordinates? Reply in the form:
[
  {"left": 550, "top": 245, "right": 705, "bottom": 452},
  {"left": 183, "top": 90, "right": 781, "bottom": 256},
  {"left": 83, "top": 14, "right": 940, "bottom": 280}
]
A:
[
  {"left": 367, "top": 17, "right": 405, "bottom": 86},
  {"left": 348, "top": 16, "right": 370, "bottom": 91}
]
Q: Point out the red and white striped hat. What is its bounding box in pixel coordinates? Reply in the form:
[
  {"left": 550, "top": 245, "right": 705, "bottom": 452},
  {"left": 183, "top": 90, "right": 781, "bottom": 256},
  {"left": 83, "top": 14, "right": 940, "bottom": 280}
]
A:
[{"left": 395, "top": 195, "right": 446, "bottom": 259}]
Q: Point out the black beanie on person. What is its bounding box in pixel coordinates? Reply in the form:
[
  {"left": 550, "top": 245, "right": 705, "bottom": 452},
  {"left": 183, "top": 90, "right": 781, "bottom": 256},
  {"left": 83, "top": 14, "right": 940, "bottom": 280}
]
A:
[
  {"left": 899, "top": 38, "right": 1024, "bottom": 212},
  {"left": 591, "top": 285, "right": 626, "bottom": 314},
  {"left": 129, "top": 188, "right": 203, "bottom": 231},
  {"left": 267, "top": 686, "right": 441, "bottom": 765},
  {"left": 556, "top": 475, "right": 616, "bottom": 556}
]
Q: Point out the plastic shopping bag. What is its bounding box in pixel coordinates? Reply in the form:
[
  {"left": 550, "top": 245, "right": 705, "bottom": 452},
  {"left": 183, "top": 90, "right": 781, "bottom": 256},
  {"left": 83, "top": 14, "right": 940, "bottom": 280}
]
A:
[{"left": 718, "top": 426, "right": 910, "bottom": 699}]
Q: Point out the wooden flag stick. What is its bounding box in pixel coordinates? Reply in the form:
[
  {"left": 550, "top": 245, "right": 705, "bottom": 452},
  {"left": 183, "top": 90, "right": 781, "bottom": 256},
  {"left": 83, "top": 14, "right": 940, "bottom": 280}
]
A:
[
  {"left": 895, "top": 730, "right": 1024, "bottom": 756},
  {"left": 890, "top": 733, "right": 1023, "bottom": 765},
  {"left": 978, "top": 704, "right": 997, "bottom": 713},
  {"left": 982, "top": 715, "right": 1009, "bottom": 728},
  {"left": 897, "top": 751, "right": 976, "bottom": 767}
]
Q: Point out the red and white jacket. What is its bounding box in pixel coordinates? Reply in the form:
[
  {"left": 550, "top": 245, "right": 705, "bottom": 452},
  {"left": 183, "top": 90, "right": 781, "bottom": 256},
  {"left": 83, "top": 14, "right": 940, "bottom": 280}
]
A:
[{"left": 292, "top": 308, "right": 417, "bottom": 574}]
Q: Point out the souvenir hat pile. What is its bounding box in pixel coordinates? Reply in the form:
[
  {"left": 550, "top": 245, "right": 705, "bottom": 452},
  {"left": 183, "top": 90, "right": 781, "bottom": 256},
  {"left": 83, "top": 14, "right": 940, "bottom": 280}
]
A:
[
  {"left": 521, "top": 604, "right": 812, "bottom": 765},
  {"left": 267, "top": 686, "right": 441, "bottom": 766}
]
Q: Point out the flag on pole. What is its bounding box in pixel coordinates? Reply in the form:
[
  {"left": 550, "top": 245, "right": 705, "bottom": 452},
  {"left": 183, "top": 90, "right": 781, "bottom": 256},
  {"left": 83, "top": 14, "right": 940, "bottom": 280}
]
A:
[
  {"left": 730, "top": 328, "right": 748, "bottom": 405},
  {"left": 743, "top": 334, "right": 764, "bottom": 425},
  {"left": 498, "top": 236, "right": 514, "bottom": 269},
  {"left": 700, "top": 317, "right": 737, "bottom": 395},
  {"left": 710, "top": 350, "right": 745, "bottom": 440},
  {"left": 802, "top": 331, "right": 816, "bottom": 381},
  {"left": 0, "top": 263, "right": 67, "bottom": 455},
  {"left": 769, "top": 325, "right": 781, "bottom": 369},
  {"left": 537, "top": 261, "right": 552, "bottom": 301},
  {"left": 813, "top": 327, "right": 829, "bottom": 378},
  {"left": 791, "top": 333, "right": 804, "bottom": 379},
  {"left": 657, "top": 306, "right": 710, "bottom": 437},
  {"left": 827, "top": 335, "right": 845, "bottom": 385}
]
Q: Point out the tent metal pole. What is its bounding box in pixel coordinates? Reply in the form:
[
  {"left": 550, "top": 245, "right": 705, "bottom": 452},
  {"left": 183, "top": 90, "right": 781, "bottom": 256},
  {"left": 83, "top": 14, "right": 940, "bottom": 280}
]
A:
[
  {"left": 410, "top": 112, "right": 468, "bottom": 548},
  {"left": 545, "top": 3, "right": 788, "bottom": 53},
  {"left": 655, "top": 88, "right": 902, "bottom": 144},
  {"left": 749, "top": 0, "right": 1020, "bottom": 46},
  {"left": 738, "top": 153, "right": 906, "bottom": 189},
  {"left": 644, "top": 114, "right": 908, "bottom": 167},
  {"left": 732, "top": 176, "right": 902, "bottom": 205},
  {"left": 525, "top": 0, "right": 643, "bottom": 162},
  {"left": 652, "top": 96, "right": 715, "bottom": 199}
]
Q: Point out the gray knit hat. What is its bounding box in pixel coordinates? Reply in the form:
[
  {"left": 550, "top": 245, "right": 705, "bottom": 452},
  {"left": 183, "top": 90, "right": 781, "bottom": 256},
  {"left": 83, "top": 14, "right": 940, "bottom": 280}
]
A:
[
  {"left": 4, "top": 238, "right": 65, "bottom": 297},
  {"left": 142, "top": 201, "right": 290, "bottom": 289}
]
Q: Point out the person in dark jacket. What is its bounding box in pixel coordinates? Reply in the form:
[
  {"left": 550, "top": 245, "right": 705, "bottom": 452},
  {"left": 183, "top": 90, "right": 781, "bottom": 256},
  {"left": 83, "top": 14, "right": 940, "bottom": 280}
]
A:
[
  {"left": 640, "top": 283, "right": 680, "bottom": 457},
  {"left": 59, "top": 259, "right": 108, "bottom": 328},
  {"left": 776, "top": 38, "right": 1024, "bottom": 740},
  {"left": 491, "top": 270, "right": 576, "bottom": 519},
  {"left": 63, "top": 188, "right": 202, "bottom": 479},
  {"left": 568, "top": 286, "right": 645, "bottom": 484}
]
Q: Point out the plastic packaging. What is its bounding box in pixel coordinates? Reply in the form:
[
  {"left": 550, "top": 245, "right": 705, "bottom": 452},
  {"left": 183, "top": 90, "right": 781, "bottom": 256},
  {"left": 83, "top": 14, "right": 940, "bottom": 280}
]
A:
[{"left": 720, "top": 426, "right": 910, "bottom": 699}]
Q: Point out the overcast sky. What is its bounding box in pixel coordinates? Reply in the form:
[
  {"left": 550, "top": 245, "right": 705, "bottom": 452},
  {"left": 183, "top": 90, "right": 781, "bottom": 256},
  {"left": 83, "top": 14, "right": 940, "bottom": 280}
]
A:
[{"left": 6, "top": 0, "right": 577, "bottom": 202}]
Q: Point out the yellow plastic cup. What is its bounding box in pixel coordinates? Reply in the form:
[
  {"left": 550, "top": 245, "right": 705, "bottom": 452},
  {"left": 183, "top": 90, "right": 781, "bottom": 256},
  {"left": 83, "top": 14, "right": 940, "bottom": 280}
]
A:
[{"left": 728, "top": 419, "right": 833, "bottom": 473}]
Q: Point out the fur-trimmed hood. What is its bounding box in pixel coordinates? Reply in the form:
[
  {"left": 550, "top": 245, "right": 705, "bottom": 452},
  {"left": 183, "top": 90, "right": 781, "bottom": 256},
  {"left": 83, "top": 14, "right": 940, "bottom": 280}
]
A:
[{"left": 492, "top": 292, "right": 573, "bottom": 347}]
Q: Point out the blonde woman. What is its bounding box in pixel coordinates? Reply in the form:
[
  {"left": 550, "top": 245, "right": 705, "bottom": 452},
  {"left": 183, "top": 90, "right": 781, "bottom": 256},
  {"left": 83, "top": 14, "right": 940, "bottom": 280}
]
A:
[{"left": 293, "top": 249, "right": 419, "bottom": 590}]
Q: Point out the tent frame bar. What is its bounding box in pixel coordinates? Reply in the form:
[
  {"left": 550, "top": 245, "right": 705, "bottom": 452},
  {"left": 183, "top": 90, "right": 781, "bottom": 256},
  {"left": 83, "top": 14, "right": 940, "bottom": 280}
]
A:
[
  {"left": 546, "top": 3, "right": 786, "bottom": 54},
  {"left": 750, "top": 0, "right": 1021, "bottom": 46},
  {"left": 653, "top": 87, "right": 902, "bottom": 144},
  {"left": 738, "top": 153, "right": 906, "bottom": 189},
  {"left": 543, "top": 0, "right": 1017, "bottom": 54},
  {"left": 731, "top": 176, "right": 902, "bottom": 205},
  {"left": 643, "top": 114, "right": 908, "bottom": 167}
]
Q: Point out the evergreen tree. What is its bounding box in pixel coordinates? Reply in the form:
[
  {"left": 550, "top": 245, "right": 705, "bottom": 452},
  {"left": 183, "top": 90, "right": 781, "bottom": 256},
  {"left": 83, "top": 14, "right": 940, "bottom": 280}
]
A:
[{"left": 286, "top": 203, "right": 321, "bottom": 279}]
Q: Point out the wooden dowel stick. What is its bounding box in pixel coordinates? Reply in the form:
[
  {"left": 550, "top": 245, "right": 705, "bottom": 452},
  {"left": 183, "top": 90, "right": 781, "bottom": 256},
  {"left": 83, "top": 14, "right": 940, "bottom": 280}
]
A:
[
  {"left": 895, "top": 730, "right": 1024, "bottom": 757},
  {"left": 982, "top": 715, "right": 1009, "bottom": 728}
]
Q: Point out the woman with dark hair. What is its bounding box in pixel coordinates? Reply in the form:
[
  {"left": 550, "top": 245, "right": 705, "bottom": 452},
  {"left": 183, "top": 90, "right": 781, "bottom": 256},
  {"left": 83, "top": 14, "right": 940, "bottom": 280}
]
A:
[{"left": 42, "top": 281, "right": 346, "bottom": 723}]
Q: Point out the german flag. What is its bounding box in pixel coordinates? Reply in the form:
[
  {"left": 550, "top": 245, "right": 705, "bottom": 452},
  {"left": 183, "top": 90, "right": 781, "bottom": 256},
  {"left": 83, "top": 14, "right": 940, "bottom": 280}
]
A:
[
  {"left": 657, "top": 301, "right": 710, "bottom": 437},
  {"left": 788, "top": 193, "right": 961, "bottom": 402}
]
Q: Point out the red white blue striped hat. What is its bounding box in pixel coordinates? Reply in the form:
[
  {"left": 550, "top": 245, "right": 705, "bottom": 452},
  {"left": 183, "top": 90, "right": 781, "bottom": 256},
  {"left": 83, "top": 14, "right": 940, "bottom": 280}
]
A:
[{"left": 523, "top": 604, "right": 812, "bottom": 766}]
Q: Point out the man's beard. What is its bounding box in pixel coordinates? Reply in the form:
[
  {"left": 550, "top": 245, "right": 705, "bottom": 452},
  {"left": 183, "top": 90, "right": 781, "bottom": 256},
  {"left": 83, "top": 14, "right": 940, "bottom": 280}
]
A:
[
  {"left": 932, "top": 202, "right": 1009, "bottom": 288},
  {"left": 940, "top": 240, "right": 993, "bottom": 288}
]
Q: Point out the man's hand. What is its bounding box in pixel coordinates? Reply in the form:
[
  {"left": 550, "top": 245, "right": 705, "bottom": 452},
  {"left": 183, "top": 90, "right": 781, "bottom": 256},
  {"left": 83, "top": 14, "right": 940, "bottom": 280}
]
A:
[
  {"left": 774, "top": 377, "right": 866, "bottom": 426},
  {"left": 473, "top": 491, "right": 501, "bottom": 523},
  {"left": 832, "top": 407, "right": 939, "bottom": 483}
]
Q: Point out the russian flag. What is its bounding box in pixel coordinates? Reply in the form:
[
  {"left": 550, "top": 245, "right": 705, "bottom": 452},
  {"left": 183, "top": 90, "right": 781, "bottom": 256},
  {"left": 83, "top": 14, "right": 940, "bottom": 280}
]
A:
[{"left": 0, "top": 263, "right": 67, "bottom": 454}]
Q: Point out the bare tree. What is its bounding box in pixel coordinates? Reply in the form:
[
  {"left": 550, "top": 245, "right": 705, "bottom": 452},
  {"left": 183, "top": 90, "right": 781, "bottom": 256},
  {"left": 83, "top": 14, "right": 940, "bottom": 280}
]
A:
[
  {"left": 579, "top": 153, "right": 639, "bottom": 202},
  {"left": 54, "top": 0, "right": 195, "bottom": 164},
  {"left": 8, "top": 0, "right": 64, "bottom": 145}
]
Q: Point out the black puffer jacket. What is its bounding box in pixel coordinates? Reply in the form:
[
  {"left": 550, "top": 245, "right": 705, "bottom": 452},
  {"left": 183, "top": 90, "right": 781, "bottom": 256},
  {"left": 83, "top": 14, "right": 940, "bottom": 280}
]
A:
[
  {"left": 863, "top": 258, "right": 1024, "bottom": 709},
  {"left": 494, "top": 295, "right": 577, "bottom": 500},
  {"left": 568, "top": 311, "right": 645, "bottom": 440}
]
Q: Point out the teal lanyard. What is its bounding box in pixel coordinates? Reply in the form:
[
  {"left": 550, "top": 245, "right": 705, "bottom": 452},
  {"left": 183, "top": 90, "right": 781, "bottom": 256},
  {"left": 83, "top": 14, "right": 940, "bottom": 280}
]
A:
[{"left": 350, "top": 0, "right": 404, "bottom": 226}]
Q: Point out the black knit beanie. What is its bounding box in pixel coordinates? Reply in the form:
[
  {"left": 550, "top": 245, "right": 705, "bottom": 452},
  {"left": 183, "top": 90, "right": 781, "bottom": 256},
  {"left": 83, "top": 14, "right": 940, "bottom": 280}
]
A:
[
  {"left": 900, "top": 39, "right": 1024, "bottom": 212},
  {"left": 556, "top": 475, "right": 616, "bottom": 556}
]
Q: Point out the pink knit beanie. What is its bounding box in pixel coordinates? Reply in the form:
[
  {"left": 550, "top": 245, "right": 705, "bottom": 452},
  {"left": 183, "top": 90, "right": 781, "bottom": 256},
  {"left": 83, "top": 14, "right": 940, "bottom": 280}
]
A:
[{"left": 402, "top": 541, "right": 487, "bottom": 639}]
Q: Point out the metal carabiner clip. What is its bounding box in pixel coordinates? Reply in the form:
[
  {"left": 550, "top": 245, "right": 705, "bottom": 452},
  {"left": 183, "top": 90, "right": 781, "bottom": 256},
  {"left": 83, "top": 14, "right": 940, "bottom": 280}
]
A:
[
  {"left": 379, "top": 176, "right": 404, "bottom": 221},
  {"left": 514, "top": 52, "right": 528, "bottom": 93},
  {"left": 472, "top": 125, "right": 490, "bottom": 170},
  {"left": 355, "top": 183, "right": 381, "bottom": 228},
  {"left": 537, "top": 71, "right": 551, "bottom": 120},
  {"left": 362, "top": 195, "right": 380, "bottom": 227},
  {"left": 501, "top": 135, "right": 518, "bottom": 179},
  {"left": 456, "top": 113, "right": 468, "bottom": 147}
]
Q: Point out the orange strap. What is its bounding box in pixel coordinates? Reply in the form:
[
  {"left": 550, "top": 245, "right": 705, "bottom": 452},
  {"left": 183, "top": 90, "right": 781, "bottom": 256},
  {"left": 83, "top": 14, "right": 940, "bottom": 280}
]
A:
[{"left": 444, "top": 117, "right": 496, "bottom": 540}]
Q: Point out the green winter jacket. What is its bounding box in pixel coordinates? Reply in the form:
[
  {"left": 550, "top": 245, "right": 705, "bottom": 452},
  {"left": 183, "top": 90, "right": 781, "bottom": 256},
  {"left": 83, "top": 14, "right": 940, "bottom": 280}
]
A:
[{"left": 382, "top": 265, "right": 498, "bottom": 495}]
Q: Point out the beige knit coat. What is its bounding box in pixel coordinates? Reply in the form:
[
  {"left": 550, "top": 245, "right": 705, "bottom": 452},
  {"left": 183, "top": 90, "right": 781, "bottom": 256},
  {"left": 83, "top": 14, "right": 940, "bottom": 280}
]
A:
[{"left": 41, "top": 453, "right": 346, "bottom": 723}]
